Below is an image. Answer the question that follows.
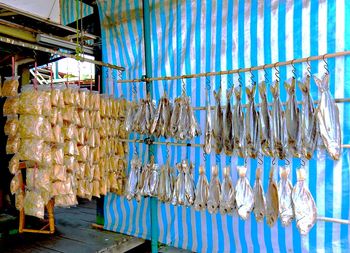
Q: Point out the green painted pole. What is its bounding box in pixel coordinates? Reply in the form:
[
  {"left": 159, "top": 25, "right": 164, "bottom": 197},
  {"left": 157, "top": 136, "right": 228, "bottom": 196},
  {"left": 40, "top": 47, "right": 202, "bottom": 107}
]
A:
[{"left": 142, "top": 1, "right": 158, "bottom": 253}]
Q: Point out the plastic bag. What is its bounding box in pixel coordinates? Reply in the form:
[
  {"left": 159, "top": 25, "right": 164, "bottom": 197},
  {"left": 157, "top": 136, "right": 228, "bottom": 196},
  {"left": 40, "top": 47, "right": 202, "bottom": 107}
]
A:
[
  {"left": 41, "top": 143, "right": 52, "bottom": 167},
  {"left": 3, "top": 96, "right": 19, "bottom": 115},
  {"left": 37, "top": 87, "right": 51, "bottom": 116},
  {"left": 220, "top": 166, "right": 235, "bottom": 215},
  {"left": 52, "top": 124, "right": 64, "bottom": 144},
  {"left": 253, "top": 168, "right": 266, "bottom": 222},
  {"left": 19, "top": 88, "right": 43, "bottom": 115},
  {"left": 73, "top": 109, "right": 81, "bottom": 127},
  {"left": 51, "top": 86, "right": 65, "bottom": 108},
  {"left": 278, "top": 166, "right": 294, "bottom": 227},
  {"left": 91, "top": 147, "right": 100, "bottom": 163},
  {"left": 100, "top": 96, "right": 107, "bottom": 117},
  {"left": 62, "top": 106, "right": 75, "bottom": 123},
  {"left": 64, "top": 155, "right": 77, "bottom": 172},
  {"left": 4, "top": 115, "right": 18, "bottom": 137},
  {"left": 2, "top": 76, "right": 19, "bottom": 97},
  {"left": 207, "top": 165, "right": 221, "bottom": 214},
  {"left": 85, "top": 180, "right": 93, "bottom": 200},
  {"left": 42, "top": 118, "right": 53, "bottom": 142},
  {"left": 64, "top": 141, "right": 78, "bottom": 156},
  {"left": 92, "top": 180, "right": 100, "bottom": 198},
  {"left": 55, "top": 194, "right": 77, "bottom": 207},
  {"left": 26, "top": 168, "right": 51, "bottom": 193},
  {"left": 51, "top": 146, "right": 63, "bottom": 165},
  {"left": 19, "top": 139, "right": 43, "bottom": 162},
  {"left": 9, "top": 155, "right": 20, "bottom": 174},
  {"left": 91, "top": 91, "right": 100, "bottom": 111},
  {"left": 10, "top": 171, "right": 22, "bottom": 194},
  {"left": 6, "top": 135, "right": 20, "bottom": 154},
  {"left": 63, "top": 124, "right": 78, "bottom": 141},
  {"left": 19, "top": 115, "right": 44, "bottom": 139},
  {"left": 76, "top": 163, "right": 85, "bottom": 179},
  {"left": 51, "top": 164, "right": 66, "bottom": 182},
  {"left": 63, "top": 87, "right": 75, "bottom": 105},
  {"left": 50, "top": 107, "right": 58, "bottom": 125},
  {"left": 85, "top": 164, "right": 94, "bottom": 181},
  {"left": 15, "top": 191, "right": 24, "bottom": 210},
  {"left": 91, "top": 111, "right": 101, "bottom": 129},
  {"left": 52, "top": 176, "right": 73, "bottom": 196},
  {"left": 79, "top": 89, "right": 89, "bottom": 109},
  {"left": 24, "top": 190, "right": 44, "bottom": 219},
  {"left": 99, "top": 176, "right": 107, "bottom": 196},
  {"left": 77, "top": 145, "right": 89, "bottom": 162}
]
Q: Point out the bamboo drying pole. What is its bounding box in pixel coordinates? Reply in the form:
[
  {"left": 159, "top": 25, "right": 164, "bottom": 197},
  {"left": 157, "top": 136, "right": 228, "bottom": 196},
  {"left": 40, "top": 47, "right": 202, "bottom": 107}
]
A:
[
  {"left": 116, "top": 50, "right": 350, "bottom": 83},
  {"left": 0, "top": 35, "right": 125, "bottom": 71}
]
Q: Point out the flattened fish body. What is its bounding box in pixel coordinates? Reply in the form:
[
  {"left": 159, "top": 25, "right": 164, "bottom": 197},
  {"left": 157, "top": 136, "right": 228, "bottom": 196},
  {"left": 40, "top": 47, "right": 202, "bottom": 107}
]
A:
[
  {"left": 235, "top": 166, "right": 254, "bottom": 220},
  {"left": 223, "top": 88, "right": 234, "bottom": 155},
  {"left": 194, "top": 166, "right": 209, "bottom": 211},
  {"left": 233, "top": 86, "right": 246, "bottom": 157},
  {"left": 207, "top": 165, "right": 221, "bottom": 214},
  {"left": 278, "top": 166, "right": 294, "bottom": 227},
  {"left": 245, "top": 85, "right": 259, "bottom": 159},
  {"left": 213, "top": 89, "right": 223, "bottom": 154}
]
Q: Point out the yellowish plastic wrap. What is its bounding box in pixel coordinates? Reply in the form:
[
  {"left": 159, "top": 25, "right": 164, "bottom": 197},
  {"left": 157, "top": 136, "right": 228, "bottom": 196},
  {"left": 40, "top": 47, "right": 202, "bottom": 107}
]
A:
[
  {"left": 86, "top": 129, "right": 96, "bottom": 148},
  {"left": 42, "top": 118, "right": 53, "bottom": 142},
  {"left": 73, "top": 109, "right": 81, "bottom": 126},
  {"left": 51, "top": 164, "right": 66, "bottom": 182},
  {"left": 10, "top": 171, "right": 22, "bottom": 195},
  {"left": 51, "top": 87, "right": 65, "bottom": 108},
  {"left": 38, "top": 89, "right": 51, "bottom": 117},
  {"left": 64, "top": 141, "right": 78, "bottom": 156},
  {"left": 41, "top": 143, "right": 52, "bottom": 167},
  {"left": 99, "top": 140, "right": 106, "bottom": 158},
  {"left": 77, "top": 145, "right": 89, "bottom": 162},
  {"left": 3, "top": 96, "right": 19, "bottom": 115},
  {"left": 107, "top": 97, "right": 114, "bottom": 118},
  {"left": 4, "top": 115, "right": 19, "bottom": 137},
  {"left": 77, "top": 127, "right": 86, "bottom": 145},
  {"left": 2, "top": 77, "right": 19, "bottom": 97},
  {"left": 6, "top": 135, "right": 20, "bottom": 154},
  {"left": 19, "top": 115, "right": 44, "bottom": 139},
  {"left": 116, "top": 142, "right": 126, "bottom": 156},
  {"left": 52, "top": 176, "right": 73, "bottom": 196},
  {"left": 85, "top": 164, "right": 94, "bottom": 181},
  {"left": 62, "top": 106, "right": 75, "bottom": 123},
  {"left": 19, "top": 138, "right": 43, "bottom": 163},
  {"left": 79, "top": 89, "right": 88, "bottom": 109},
  {"left": 91, "top": 91, "right": 100, "bottom": 111},
  {"left": 15, "top": 191, "right": 24, "bottom": 210},
  {"left": 118, "top": 97, "right": 127, "bottom": 119},
  {"left": 85, "top": 92, "right": 93, "bottom": 111},
  {"left": 19, "top": 89, "right": 43, "bottom": 115},
  {"left": 77, "top": 180, "right": 86, "bottom": 197},
  {"left": 24, "top": 190, "right": 44, "bottom": 219},
  {"left": 85, "top": 180, "right": 93, "bottom": 200},
  {"left": 91, "top": 111, "right": 101, "bottom": 129},
  {"left": 26, "top": 168, "right": 51, "bottom": 193},
  {"left": 99, "top": 176, "right": 107, "bottom": 196},
  {"left": 63, "top": 87, "right": 75, "bottom": 105},
  {"left": 55, "top": 194, "right": 77, "bottom": 207},
  {"left": 63, "top": 124, "right": 78, "bottom": 141},
  {"left": 112, "top": 98, "right": 118, "bottom": 118},
  {"left": 100, "top": 96, "right": 107, "bottom": 117},
  {"left": 76, "top": 163, "right": 85, "bottom": 179},
  {"left": 92, "top": 180, "right": 100, "bottom": 198},
  {"left": 93, "top": 164, "right": 100, "bottom": 180},
  {"left": 108, "top": 172, "right": 117, "bottom": 192},
  {"left": 91, "top": 147, "right": 100, "bottom": 163},
  {"left": 9, "top": 155, "right": 19, "bottom": 175},
  {"left": 50, "top": 107, "right": 58, "bottom": 125},
  {"left": 99, "top": 120, "right": 107, "bottom": 138},
  {"left": 52, "top": 124, "right": 64, "bottom": 144},
  {"left": 85, "top": 111, "right": 92, "bottom": 128},
  {"left": 64, "top": 155, "right": 76, "bottom": 172}
]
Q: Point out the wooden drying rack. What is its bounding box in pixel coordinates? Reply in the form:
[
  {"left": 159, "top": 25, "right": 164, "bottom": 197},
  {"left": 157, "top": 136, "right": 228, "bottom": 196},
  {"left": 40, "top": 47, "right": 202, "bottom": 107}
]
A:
[{"left": 18, "top": 162, "right": 55, "bottom": 234}]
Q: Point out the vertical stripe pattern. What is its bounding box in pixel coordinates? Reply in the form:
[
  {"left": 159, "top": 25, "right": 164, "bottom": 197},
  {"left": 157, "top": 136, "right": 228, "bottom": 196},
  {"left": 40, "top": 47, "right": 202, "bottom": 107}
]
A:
[{"left": 96, "top": 0, "right": 350, "bottom": 252}]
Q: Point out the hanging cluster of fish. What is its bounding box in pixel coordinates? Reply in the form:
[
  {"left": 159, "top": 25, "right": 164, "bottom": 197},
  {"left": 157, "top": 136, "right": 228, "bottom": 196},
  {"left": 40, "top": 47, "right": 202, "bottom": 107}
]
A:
[
  {"left": 126, "top": 93, "right": 201, "bottom": 140},
  {"left": 205, "top": 74, "right": 341, "bottom": 161}
]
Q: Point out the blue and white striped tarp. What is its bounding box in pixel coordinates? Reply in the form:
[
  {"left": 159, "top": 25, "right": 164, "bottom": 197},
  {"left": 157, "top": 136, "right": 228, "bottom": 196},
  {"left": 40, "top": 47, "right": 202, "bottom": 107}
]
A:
[
  {"left": 60, "top": 0, "right": 93, "bottom": 25},
  {"left": 97, "top": 1, "right": 350, "bottom": 252}
]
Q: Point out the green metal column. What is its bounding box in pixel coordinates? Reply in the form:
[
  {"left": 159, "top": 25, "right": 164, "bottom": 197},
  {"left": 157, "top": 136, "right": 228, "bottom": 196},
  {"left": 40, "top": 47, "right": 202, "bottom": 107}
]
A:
[{"left": 142, "top": 1, "right": 158, "bottom": 253}]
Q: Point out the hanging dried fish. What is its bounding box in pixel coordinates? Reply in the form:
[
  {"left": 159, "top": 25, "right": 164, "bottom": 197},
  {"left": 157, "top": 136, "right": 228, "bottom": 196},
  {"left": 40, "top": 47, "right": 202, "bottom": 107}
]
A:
[
  {"left": 150, "top": 96, "right": 164, "bottom": 137},
  {"left": 285, "top": 78, "right": 301, "bottom": 157},
  {"left": 271, "top": 81, "right": 287, "bottom": 160},
  {"left": 204, "top": 94, "right": 213, "bottom": 154},
  {"left": 292, "top": 169, "right": 317, "bottom": 235},
  {"left": 266, "top": 167, "right": 279, "bottom": 227},
  {"left": 223, "top": 89, "right": 234, "bottom": 155},
  {"left": 145, "top": 95, "right": 156, "bottom": 135},
  {"left": 314, "top": 74, "right": 341, "bottom": 160},
  {"left": 298, "top": 76, "right": 318, "bottom": 159},
  {"left": 188, "top": 99, "right": 201, "bottom": 139},
  {"left": 148, "top": 163, "right": 160, "bottom": 197},
  {"left": 258, "top": 81, "right": 273, "bottom": 157},
  {"left": 133, "top": 99, "right": 146, "bottom": 134},
  {"left": 158, "top": 161, "right": 174, "bottom": 203},
  {"left": 125, "top": 101, "right": 138, "bottom": 132},
  {"left": 213, "top": 88, "right": 223, "bottom": 154},
  {"left": 161, "top": 94, "right": 172, "bottom": 138},
  {"left": 177, "top": 97, "right": 189, "bottom": 140},
  {"left": 194, "top": 165, "right": 209, "bottom": 211},
  {"left": 253, "top": 168, "right": 266, "bottom": 222},
  {"left": 233, "top": 85, "right": 246, "bottom": 157},
  {"left": 245, "top": 84, "right": 259, "bottom": 159},
  {"left": 125, "top": 156, "right": 142, "bottom": 201},
  {"left": 171, "top": 162, "right": 185, "bottom": 206},
  {"left": 184, "top": 160, "right": 196, "bottom": 206},
  {"left": 207, "top": 165, "right": 221, "bottom": 214},
  {"left": 220, "top": 166, "right": 235, "bottom": 215},
  {"left": 235, "top": 166, "right": 254, "bottom": 220},
  {"left": 140, "top": 157, "right": 154, "bottom": 197},
  {"left": 170, "top": 97, "right": 181, "bottom": 137},
  {"left": 278, "top": 166, "right": 294, "bottom": 227}
]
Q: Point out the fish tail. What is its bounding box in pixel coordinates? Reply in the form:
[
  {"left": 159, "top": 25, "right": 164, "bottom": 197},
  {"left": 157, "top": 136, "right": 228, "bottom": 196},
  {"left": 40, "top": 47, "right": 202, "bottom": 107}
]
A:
[
  {"left": 270, "top": 81, "right": 279, "bottom": 98},
  {"left": 226, "top": 87, "right": 233, "bottom": 100},
  {"left": 258, "top": 81, "right": 266, "bottom": 96},
  {"left": 234, "top": 86, "right": 241, "bottom": 100}
]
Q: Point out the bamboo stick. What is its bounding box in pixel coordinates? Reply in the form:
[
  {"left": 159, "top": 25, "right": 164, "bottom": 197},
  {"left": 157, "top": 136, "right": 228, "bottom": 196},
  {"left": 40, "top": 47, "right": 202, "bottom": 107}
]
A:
[{"left": 317, "top": 217, "right": 350, "bottom": 225}]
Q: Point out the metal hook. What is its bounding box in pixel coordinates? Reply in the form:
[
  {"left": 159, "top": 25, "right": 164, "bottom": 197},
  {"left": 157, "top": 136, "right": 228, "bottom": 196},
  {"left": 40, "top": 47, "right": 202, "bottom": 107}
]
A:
[
  {"left": 263, "top": 64, "right": 270, "bottom": 84},
  {"left": 216, "top": 154, "right": 220, "bottom": 165},
  {"left": 250, "top": 67, "right": 255, "bottom": 85},
  {"left": 203, "top": 152, "right": 207, "bottom": 162},
  {"left": 301, "top": 158, "right": 306, "bottom": 167},
  {"left": 244, "top": 157, "right": 248, "bottom": 167},
  {"left": 238, "top": 69, "right": 243, "bottom": 87},
  {"left": 285, "top": 158, "right": 290, "bottom": 166},
  {"left": 291, "top": 59, "right": 297, "bottom": 78},
  {"left": 258, "top": 154, "right": 263, "bottom": 165},
  {"left": 166, "top": 142, "right": 170, "bottom": 161},
  {"left": 306, "top": 56, "right": 312, "bottom": 77},
  {"left": 181, "top": 78, "right": 186, "bottom": 95},
  {"left": 274, "top": 63, "right": 280, "bottom": 82},
  {"left": 323, "top": 54, "right": 329, "bottom": 75},
  {"left": 272, "top": 157, "right": 276, "bottom": 166}
]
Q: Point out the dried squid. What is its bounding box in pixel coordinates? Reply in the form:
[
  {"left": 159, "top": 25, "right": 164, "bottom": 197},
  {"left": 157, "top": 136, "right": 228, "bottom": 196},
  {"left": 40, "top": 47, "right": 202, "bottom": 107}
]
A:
[
  {"left": 253, "top": 168, "right": 266, "bottom": 222},
  {"left": 125, "top": 156, "right": 142, "bottom": 201},
  {"left": 213, "top": 89, "right": 223, "bottom": 154},
  {"left": 158, "top": 161, "right": 174, "bottom": 203},
  {"left": 271, "top": 81, "right": 287, "bottom": 160},
  {"left": 207, "top": 165, "right": 221, "bottom": 214},
  {"left": 245, "top": 84, "right": 259, "bottom": 159},
  {"left": 298, "top": 76, "right": 318, "bottom": 159},
  {"left": 314, "top": 74, "right": 341, "bottom": 160},
  {"left": 235, "top": 166, "right": 254, "bottom": 220},
  {"left": 278, "top": 166, "right": 294, "bottom": 227},
  {"left": 266, "top": 167, "right": 279, "bottom": 227},
  {"left": 258, "top": 81, "right": 273, "bottom": 157},
  {"left": 284, "top": 78, "right": 301, "bottom": 157},
  {"left": 292, "top": 169, "right": 317, "bottom": 235},
  {"left": 223, "top": 88, "right": 234, "bottom": 155},
  {"left": 194, "top": 165, "right": 209, "bottom": 211},
  {"left": 220, "top": 166, "right": 235, "bottom": 215},
  {"left": 233, "top": 85, "right": 246, "bottom": 157}
]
